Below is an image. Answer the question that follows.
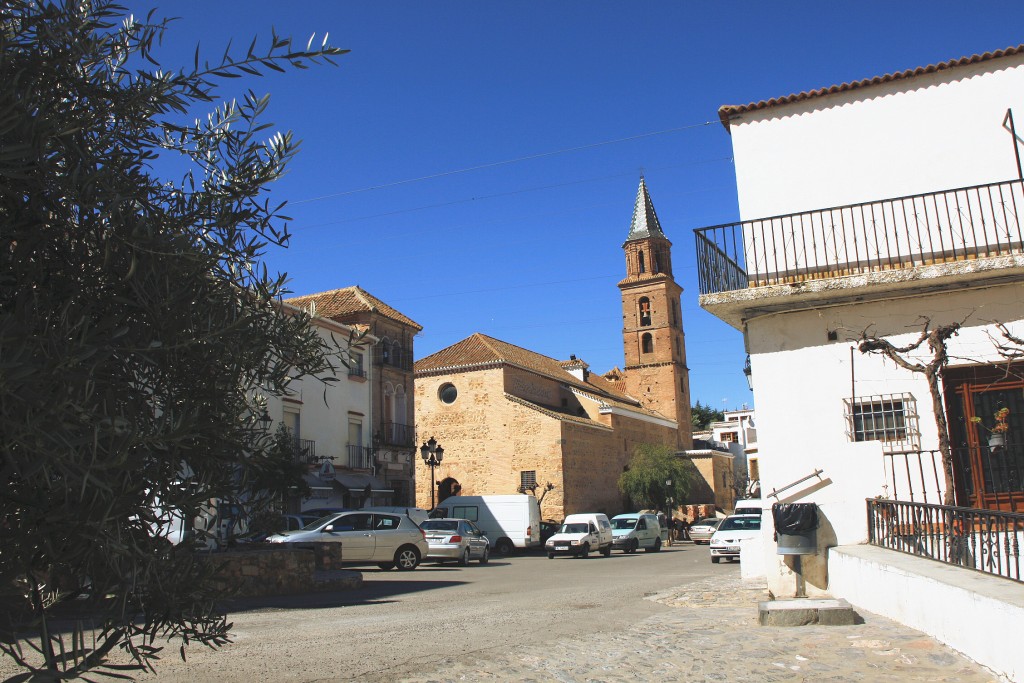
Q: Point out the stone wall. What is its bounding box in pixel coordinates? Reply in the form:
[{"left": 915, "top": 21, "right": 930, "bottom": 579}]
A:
[
  {"left": 416, "top": 365, "right": 684, "bottom": 521},
  {"left": 201, "top": 543, "right": 359, "bottom": 598}
]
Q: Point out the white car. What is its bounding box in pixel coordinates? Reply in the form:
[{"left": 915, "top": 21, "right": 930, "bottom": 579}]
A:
[
  {"left": 266, "top": 510, "right": 428, "bottom": 571},
  {"left": 709, "top": 514, "right": 762, "bottom": 563},
  {"left": 610, "top": 512, "right": 663, "bottom": 553},
  {"left": 545, "top": 513, "right": 613, "bottom": 558}
]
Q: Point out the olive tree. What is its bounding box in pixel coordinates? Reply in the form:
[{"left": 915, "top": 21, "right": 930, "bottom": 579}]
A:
[
  {"left": 618, "top": 443, "right": 691, "bottom": 511},
  {"left": 0, "top": 1, "right": 346, "bottom": 678}
]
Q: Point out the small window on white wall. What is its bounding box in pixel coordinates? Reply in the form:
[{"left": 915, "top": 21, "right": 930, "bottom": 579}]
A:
[{"left": 844, "top": 393, "right": 920, "bottom": 451}]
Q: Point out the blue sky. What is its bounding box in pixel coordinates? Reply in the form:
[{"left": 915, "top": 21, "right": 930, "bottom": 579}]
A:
[{"left": 125, "top": 1, "right": 1024, "bottom": 411}]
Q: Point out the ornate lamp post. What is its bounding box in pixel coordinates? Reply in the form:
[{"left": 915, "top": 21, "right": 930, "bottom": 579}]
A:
[
  {"left": 420, "top": 436, "right": 444, "bottom": 509},
  {"left": 665, "top": 478, "right": 673, "bottom": 546}
]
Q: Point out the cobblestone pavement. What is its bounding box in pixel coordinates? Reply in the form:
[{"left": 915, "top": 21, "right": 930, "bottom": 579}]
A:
[{"left": 402, "top": 573, "right": 1001, "bottom": 683}]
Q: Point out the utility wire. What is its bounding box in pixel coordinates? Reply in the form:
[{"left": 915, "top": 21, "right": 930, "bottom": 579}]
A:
[{"left": 291, "top": 121, "right": 716, "bottom": 205}]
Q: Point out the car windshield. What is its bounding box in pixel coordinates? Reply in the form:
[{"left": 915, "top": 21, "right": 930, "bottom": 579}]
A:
[
  {"left": 611, "top": 518, "right": 637, "bottom": 530},
  {"left": 560, "top": 523, "right": 589, "bottom": 534},
  {"left": 420, "top": 520, "right": 459, "bottom": 532},
  {"left": 695, "top": 518, "right": 720, "bottom": 527},
  {"left": 718, "top": 517, "right": 761, "bottom": 532}
]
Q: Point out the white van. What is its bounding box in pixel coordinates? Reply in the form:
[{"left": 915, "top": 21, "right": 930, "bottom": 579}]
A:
[
  {"left": 430, "top": 495, "right": 541, "bottom": 554},
  {"left": 733, "top": 499, "right": 763, "bottom": 517},
  {"left": 610, "top": 512, "right": 663, "bottom": 553},
  {"left": 545, "top": 513, "right": 613, "bottom": 558}
]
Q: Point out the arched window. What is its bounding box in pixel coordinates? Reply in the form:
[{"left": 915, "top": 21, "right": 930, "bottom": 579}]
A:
[
  {"left": 671, "top": 300, "right": 679, "bottom": 326},
  {"left": 638, "top": 250, "right": 646, "bottom": 273},
  {"left": 395, "top": 385, "right": 407, "bottom": 426},
  {"left": 391, "top": 342, "right": 402, "bottom": 367},
  {"left": 652, "top": 252, "right": 660, "bottom": 274},
  {"left": 676, "top": 338, "right": 682, "bottom": 359},
  {"left": 641, "top": 333, "right": 653, "bottom": 354},
  {"left": 379, "top": 337, "right": 391, "bottom": 364},
  {"left": 638, "top": 297, "right": 652, "bottom": 326}
]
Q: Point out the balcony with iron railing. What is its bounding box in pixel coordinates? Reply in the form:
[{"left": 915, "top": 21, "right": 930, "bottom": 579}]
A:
[
  {"left": 347, "top": 444, "right": 374, "bottom": 469},
  {"left": 294, "top": 438, "right": 317, "bottom": 465},
  {"left": 694, "top": 179, "right": 1024, "bottom": 322},
  {"left": 373, "top": 347, "right": 414, "bottom": 371},
  {"left": 379, "top": 421, "right": 415, "bottom": 448}
]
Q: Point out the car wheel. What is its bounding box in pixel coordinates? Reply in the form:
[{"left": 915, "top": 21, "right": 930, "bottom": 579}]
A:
[
  {"left": 479, "top": 547, "right": 489, "bottom": 565},
  {"left": 547, "top": 553, "right": 555, "bottom": 559},
  {"left": 646, "top": 538, "right": 662, "bottom": 553},
  {"left": 495, "top": 538, "right": 514, "bottom": 555},
  {"left": 630, "top": 539, "right": 639, "bottom": 554},
  {"left": 601, "top": 544, "right": 611, "bottom": 557},
  {"left": 711, "top": 556, "right": 720, "bottom": 564},
  {"left": 578, "top": 543, "right": 590, "bottom": 558},
  {"left": 459, "top": 547, "right": 470, "bottom": 567},
  {"left": 394, "top": 545, "right": 420, "bottom": 571},
  {"left": 377, "top": 562, "right": 394, "bottom": 570}
]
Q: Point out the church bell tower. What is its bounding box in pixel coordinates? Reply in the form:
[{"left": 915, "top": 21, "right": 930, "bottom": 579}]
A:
[{"left": 617, "top": 178, "right": 693, "bottom": 448}]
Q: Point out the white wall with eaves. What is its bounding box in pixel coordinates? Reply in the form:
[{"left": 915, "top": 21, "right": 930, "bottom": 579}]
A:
[
  {"left": 748, "top": 282, "right": 1024, "bottom": 597},
  {"left": 263, "top": 315, "right": 375, "bottom": 465},
  {"left": 729, "top": 54, "right": 1024, "bottom": 220}
]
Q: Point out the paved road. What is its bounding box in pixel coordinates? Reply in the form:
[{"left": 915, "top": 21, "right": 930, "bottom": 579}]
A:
[{"left": 1, "top": 543, "right": 1000, "bottom": 681}]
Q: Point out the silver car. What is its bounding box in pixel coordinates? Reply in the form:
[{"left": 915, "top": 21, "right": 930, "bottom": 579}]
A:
[
  {"left": 420, "top": 518, "right": 490, "bottom": 565},
  {"left": 266, "top": 510, "right": 428, "bottom": 571},
  {"left": 688, "top": 517, "right": 722, "bottom": 544}
]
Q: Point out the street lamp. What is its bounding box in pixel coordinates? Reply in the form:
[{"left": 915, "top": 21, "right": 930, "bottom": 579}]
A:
[
  {"left": 420, "top": 436, "right": 444, "bottom": 509},
  {"left": 665, "top": 479, "right": 673, "bottom": 546}
]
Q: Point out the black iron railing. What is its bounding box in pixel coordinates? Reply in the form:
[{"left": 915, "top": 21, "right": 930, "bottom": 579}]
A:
[
  {"left": 867, "top": 498, "right": 1023, "bottom": 583},
  {"left": 347, "top": 444, "right": 373, "bottom": 469},
  {"left": 882, "top": 450, "right": 943, "bottom": 504},
  {"left": 380, "top": 421, "right": 414, "bottom": 448},
  {"left": 695, "top": 178, "right": 1024, "bottom": 295},
  {"left": 373, "top": 347, "right": 414, "bottom": 371},
  {"left": 294, "top": 438, "right": 317, "bottom": 465}
]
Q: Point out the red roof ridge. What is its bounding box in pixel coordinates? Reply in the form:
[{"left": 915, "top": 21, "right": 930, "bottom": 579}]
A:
[{"left": 718, "top": 44, "right": 1024, "bottom": 129}]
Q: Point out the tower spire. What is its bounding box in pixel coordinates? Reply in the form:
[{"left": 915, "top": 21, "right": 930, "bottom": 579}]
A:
[{"left": 625, "top": 177, "right": 666, "bottom": 242}]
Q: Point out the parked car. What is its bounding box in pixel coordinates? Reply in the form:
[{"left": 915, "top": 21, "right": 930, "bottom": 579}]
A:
[
  {"left": 266, "top": 510, "right": 428, "bottom": 571},
  {"left": 545, "top": 513, "right": 613, "bottom": 558},
  {"left": 362, "top": 506, "right": 431, "bottom": 525},
  {"left": 300, "top": 507, "right": 350, "bottom": 518},
  {"left": 709, "top": 514, "right": 762, "bottom": 563},
  {"left": 539, "top": 520, "right": 560, "bottom": 544},
  {"left": 235, "top": 513, "right": 319, "bottom": 544},
  {"left": 420, "top": 518, "right": 490, "bottom": 565},
  {"left": 431, "top": 495, "right": 541, "bottom": 554},
  {"left": 610, "top": 512, "right": 663, "bottom": 553},
  {"left": 688, "top": 517, "right": 722, "bottom": 545}
]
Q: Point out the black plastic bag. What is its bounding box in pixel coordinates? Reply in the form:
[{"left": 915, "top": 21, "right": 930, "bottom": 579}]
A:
[{"left": 772, "top": 503, "right": 818, "bottom": 534}]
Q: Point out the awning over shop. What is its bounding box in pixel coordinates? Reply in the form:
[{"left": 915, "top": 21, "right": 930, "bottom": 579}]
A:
[
  {"left": 332, "top": 472, "right": 393, "bottom": 494},
  {"left": 302, "top": 473, "right": 334, "bottom": 491}
]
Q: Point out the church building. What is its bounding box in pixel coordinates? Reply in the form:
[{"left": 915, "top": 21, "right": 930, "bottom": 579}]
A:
[{"left": 414, "top": 179, "right": 695, "bottom": 520}]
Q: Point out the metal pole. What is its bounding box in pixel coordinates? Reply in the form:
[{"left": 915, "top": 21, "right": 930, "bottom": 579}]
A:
[{"left": 429, "top": 463, "right": 436, "bottom": 510}]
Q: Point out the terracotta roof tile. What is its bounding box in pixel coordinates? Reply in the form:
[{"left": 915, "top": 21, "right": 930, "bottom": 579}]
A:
[
  {"left": 504, "top": 394, "right": 612, "bottom": 429},
  {"left": 415, "top": 333, "right": 643, "bottom": 408},
  {"left": 285, "top": 286, "right": 422, "bottom": 331},
  {"left": 718, "top": 44, "right": 1024, "bottom": 128}
]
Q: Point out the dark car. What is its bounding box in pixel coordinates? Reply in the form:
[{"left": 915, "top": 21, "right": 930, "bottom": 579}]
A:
[{"left": 539, "top": 520, "right": 560, "bottom": 544}]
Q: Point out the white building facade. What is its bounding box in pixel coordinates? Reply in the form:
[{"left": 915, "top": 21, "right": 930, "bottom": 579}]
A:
[
  {"left": 696, "top": 48, "right": 1024, "bottom": 677},
  {"left": 264, "top": 305, "right": 386, "bottom": 511}
]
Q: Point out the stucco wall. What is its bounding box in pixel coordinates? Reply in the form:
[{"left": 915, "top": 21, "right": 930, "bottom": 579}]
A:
[
  {"left": 730, "top": 53, "right": 1024, "bottom": 220},
  {"left": 747, "top": 282, "right": 1024, "bottom": 595},
  {"left": 264, "top": 318, "right": 373, "bottom": 465}
]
